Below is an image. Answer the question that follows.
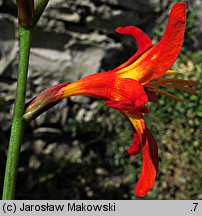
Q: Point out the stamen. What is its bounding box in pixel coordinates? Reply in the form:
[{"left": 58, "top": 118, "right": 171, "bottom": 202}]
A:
[
  {"left": 149, "top": 78, "right": 198, "bottom": 86},
  {"left": 156, "top": 84, "right": 199, "bottom": 96},
  {"left": 165, "top": 70, "right": 182, "bottom": 75},
  {"left": 147, "top": 87, "right": 184, "bottom": 102}
]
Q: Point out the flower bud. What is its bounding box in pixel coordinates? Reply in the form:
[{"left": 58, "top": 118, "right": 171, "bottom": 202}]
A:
[{"left": 16, "top": 0, "right": 34, "bottom": 27}]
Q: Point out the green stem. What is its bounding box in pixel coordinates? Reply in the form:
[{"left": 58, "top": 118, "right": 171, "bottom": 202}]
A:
[
  {"left": 2, "top": 27, "right": 32, "bottom": 200},
  {"left": 33, "top": 0, "right": 50, "bottom": 27},
  {"left": 2, "top": 0, "right": 49, "bottom": 200}
]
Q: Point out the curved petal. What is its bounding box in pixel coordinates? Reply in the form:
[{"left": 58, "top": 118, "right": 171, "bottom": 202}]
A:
[
  {"left": 128, "top": 131, "right": 142, "bottom": 155},
  {"left": 135, "top": 127, "right": 158, "bottom": 197},
  {"left": 118, "top": 2, "right": 187, "bottom": 84},
  {"left": 124, "top": 111, "right": 158, "bottom": 197},
  {"left": 115, "top": 26, "right": 153, "bottom": 69}
]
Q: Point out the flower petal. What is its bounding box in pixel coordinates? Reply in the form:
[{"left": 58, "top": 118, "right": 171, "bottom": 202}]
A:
[
  {"left": 124, "top": 111, "right": 158, "bottom": 197},
  {"left": 104, "top": 78, "right": 148, "bottom": 112},
  {"left": 135, "top": 127, "right": 158, "bottom": 197},
  {"left": 115, "top": 26, "right": 152, "bottom": 69},
  {"left": 118, "top": 2, "right": 186, "bottom": 84},
  {"left": 128, "top": 131, "right": 141, "bottom": 155}
]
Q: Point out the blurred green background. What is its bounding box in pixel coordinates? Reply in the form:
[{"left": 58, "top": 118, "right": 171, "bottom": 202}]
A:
[{"left": 0, "top": 0, "right": 201, "bottom": 199}]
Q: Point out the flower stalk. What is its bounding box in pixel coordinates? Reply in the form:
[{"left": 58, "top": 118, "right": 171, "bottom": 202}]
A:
[
  {"left": 2, "top": 0, "right": 50, "bottom": 200},
  {"left": 2, "top": 27, "right": 32, "bottom": 200}
]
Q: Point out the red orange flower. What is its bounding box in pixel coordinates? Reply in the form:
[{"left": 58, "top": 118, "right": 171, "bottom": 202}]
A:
[{"left": 24, "top": 2, "right": 198, "bottom": 197}]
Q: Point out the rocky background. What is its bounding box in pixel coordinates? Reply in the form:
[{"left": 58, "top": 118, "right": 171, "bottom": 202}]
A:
[{"left": 0, "top": 0, "right": 202, "bottom": 199}]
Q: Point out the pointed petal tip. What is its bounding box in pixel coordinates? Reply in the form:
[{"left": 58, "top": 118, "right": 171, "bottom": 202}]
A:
[
  {"left": 134, "top": 188, "right": 148, "bottom": 198},
  {"left": 171, "top": 2, "right": 187, "bottom": 21},
  {"left": 174, "top": 2, "right": 187, "bottom": 9},
  {"left": 115, "top": 26, "right": 123, "bottom": 33},
  {"left": 134, "top": 180, "right": 155, "bottom": 197},
  {"left": 115, "top": 26, "right": 142, "bottom": 34},
  {"left": 115, "top": 26, "right": 132, "bottom": 34},
  {"left": 134, "top": 168, "right": 157, "bottom": 198}
]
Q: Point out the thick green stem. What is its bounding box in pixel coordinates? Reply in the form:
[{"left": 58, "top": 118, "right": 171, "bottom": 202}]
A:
[{"left": 2, "top": 27, "right": 32, "bottom": 200}]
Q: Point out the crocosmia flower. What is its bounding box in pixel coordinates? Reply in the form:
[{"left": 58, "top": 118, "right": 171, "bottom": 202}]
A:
[{"left": 24, "top": 2, "right": 198, "bottom": 197}]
